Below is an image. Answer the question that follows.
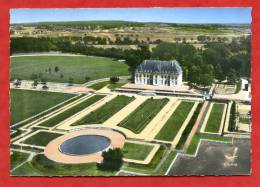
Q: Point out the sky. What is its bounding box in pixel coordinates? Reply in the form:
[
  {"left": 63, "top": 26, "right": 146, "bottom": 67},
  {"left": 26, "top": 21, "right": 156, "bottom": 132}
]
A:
[{"left": 10, "top": 8, "right": 252, "bottom": 24}]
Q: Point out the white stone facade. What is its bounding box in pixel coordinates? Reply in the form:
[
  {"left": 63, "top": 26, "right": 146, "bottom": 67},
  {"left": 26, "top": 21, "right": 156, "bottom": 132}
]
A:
[{"left": 134, "top": 60, "right": 182, "bottom": 86}]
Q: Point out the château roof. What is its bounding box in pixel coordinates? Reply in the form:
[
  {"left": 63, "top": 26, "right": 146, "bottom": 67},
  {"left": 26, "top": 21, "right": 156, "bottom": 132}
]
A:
[{"left": 136, "top": 60, "right": 182, "bottom": 74}]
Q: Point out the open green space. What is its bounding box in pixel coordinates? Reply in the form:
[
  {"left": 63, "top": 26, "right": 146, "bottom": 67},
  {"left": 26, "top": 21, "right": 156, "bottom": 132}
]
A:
[
  {"left": 89, "top": 81, "right": 125, "bottom": 90},
  {"left": 39, "top": 95, "right": 105, "bottom": 127},
  {"left": 122, "top": 142, "right": 154, "bottom": 161},
  {"left": 176, "top": 102, "right": 203, "bottom": 149},
  {"left": 155, "top": 150, "right": 176, "bottom": 175},
  {"left": 11, "top": 94, "right": 84, "bottom": 130},
  {"left": 205, "top": 103, "right": 225, "bottom": 133},
  {"left": 186, "top": 133, "right": 231, "bottom": 155},
  {"left": 122, "top": 145, "right": 166, "bottom": 175},
  {"left": 10, "top": 89, "right": 74, "bottom": 125},
  {"left": 155, "top": 101, "right": 195, "bottom": 141},
  {"left": 23, "top": 131, "right": 62, "bottom": 147},
  {"left": 10, "top": 151, "right": 30, "bottom": 170},
  {"left": 118, "top": 98, "right": 169, "bottom": 134},
  {"left": 11, "top": 154, "right": 115, "bottom": 176},
  {"left": 10, "top": 56, "right": 130, "bottom": 84},
  {"left": 72, "top": 95, "right": 134, "bottom": 125}
]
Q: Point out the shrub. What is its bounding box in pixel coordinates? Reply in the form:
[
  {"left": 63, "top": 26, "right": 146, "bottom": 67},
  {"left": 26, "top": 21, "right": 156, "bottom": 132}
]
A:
[
  {"left": 110, "top": 76, "right": 119, "bottom": 83},
  {"left": 97, "top": 148, "right": 123, "bottom": 171},
  {"left": 228, "top": 102, "right": 236, "bottom": 132}
]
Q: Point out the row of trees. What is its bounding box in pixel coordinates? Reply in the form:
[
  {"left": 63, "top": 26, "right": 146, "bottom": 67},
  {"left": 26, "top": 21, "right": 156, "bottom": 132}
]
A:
[
  {"left": 150, "top": 36, "right": 251, "bottom": 86},
  {"left": 11, "top": 35, "right": 250, "bottom": 87}
]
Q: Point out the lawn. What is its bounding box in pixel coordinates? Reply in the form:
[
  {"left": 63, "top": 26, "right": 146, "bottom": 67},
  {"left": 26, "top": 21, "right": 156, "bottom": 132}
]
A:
[
  {"left": 118, "top": 98, "right": 169, "bottom": 133},
  {"left": 155, "top": 101, "right": 195, "bottom": 142},
  {"left": 122, "top": 142, "right": 154, "bottom": 160},
  {"left": 122, "top": 146, "right": 166, "bottom": 174},
  {"left": 72, "top": 95, "right": 135, "bottom": 125},
  {"left": 10, "top": 151, "right": 30, "bottom": 170},
  {"left": 155, "top": 150, "right": 176, "bottom": 175},
  {"left": 176, "top": 103, "right": 203, "bottom": 149},
  {"left": 23, "top": 131, "right": 62, "bottom": 147},
  {"left": 10, "top": 55, "right": 130, "bottom": 84},
  {"left": 11, "top": 154, "right": 115, "bottom": 176},
  {"left": 88, "top": 81, "right": 126, "bottom": 90},
  {"left": 205, "top": 103, "right": 225, "bottom": 133},
  {"left": 10, "top": 89, "right": 74, "bottom": 125},
  {"left": 39, "top": 94, "right": 105, "bottom": 127}
]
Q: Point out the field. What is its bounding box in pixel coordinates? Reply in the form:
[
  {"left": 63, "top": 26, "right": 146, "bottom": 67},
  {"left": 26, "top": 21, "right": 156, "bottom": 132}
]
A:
[
  {"left": 39, "top": 95, "right": 105, "bottom": 127},
  {"left": 10, "top": 89, "right": 74, "bottom": 125},
  {"left": 205, "top": 103, "right": 225, "bottom": 133},
  {"left": 118, "top": 98, "right": 169, "bottom": 133},
  {"left": 73, "top": 95, "right": 135, "bottom": 125},
  {"left": 23, "top": 131, "right": 62, "bottom": 146},
  {"left": 122, "top": 142, "right": 154, "bottom": 160},
  {"left": 10, "top": 56, "right": 130, "bottom": 84},
  {"left": 155, "top": 102, "right": 195, "bottom": 142}
]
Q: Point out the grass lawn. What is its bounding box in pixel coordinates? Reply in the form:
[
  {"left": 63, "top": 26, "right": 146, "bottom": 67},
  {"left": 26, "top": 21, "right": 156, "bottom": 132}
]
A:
[
  {"left": 39, "top": 95, "right": 105, "bottom": 127},
  {"left": 89, "top": 81, "right": 125, "bottom": 90},
  {"left": 186, "top": 133, "right": 231, "bottom": 155},
  {"left": 122, "top": 146, "right": 166, "bottom": 174},
  {"left": 176, "top": 103, "right": 203, "bottom": 149},
  {"left": 118, "top": 98, "right": 169, "bottom": 133},
  {"left": 10, "top": 55, "right": 130, "bottom": 84},
  {"left": 155, "top": 101, "right": 195, "bottom": 141},
  {"left": 23, "top": 131, "right": 62, "bottom": 147},
  {"left": 205, "top": 103, "right": 225, "bottom": 133},
  {"left": 122, "top": 142, "right": 154, "bottom": 160},
  {"left": 10, "top": 151, "right": 30, "bottom": 170},
  {"left": 72, "top": 95, "right": 135, "bottom": 125},
  {"left": 10, "top": 89, "right": 74, "bottom": 125},
  {"left": 11, "top": 94, "right": 84, "bottom": 130},
  {"left": 155, "top": 150, "right": 176, "bottom": 175},
  {"left": 11, "top": 154, "right": 115, "bottom": 176}
]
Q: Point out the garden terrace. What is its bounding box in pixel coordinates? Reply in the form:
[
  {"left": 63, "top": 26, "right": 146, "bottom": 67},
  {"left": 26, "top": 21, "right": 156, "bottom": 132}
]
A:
[
  {"left": 122, "top": 145, "right": 166, "bottom": 175},
  {"left": 176, "top": 102, "right": 203, "bottom": 149},
  {"left": 72, "top": 95, "right": 135, "bottom": 125},
  {"left": 155, "top": 101, "right": 195, "bottom": 142},
  {"left": 10, "top": 89, "right": 75, "bottom": 125},
  {"left": 122, "top": 142, "right": 154, "bottom": 161},
  {"left": 11, "top": 94, "right": 85, "bottom": 129},
  {"left": 38, "top": 95, "right": 105, "bottom": 127},
  {"left": 205, "top": 103, "right": 225, "bottom": 133},
  {"left": 23, "top": 131, "right": 62, "bottom": 147},
  {"left": 118, "top": 98, "right": 169, "bottom": 134}
]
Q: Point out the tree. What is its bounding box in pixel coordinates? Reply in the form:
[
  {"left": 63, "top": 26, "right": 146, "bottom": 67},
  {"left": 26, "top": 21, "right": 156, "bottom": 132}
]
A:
[
  {"left": 68, "top": 77, "right": 74, "bottom": 86},
  {"left": 85, "top": 76, "right": 90, "bottom": 82},
  {"left": 110, "top": 76, "right": 119, "bottom": 83},
  {"left": 13, "top": 79, "right": 22, "bottom": 87},
  {"left": 32, "top": 79, "right": 38, "bottom": 88},
  {"left": 97, "top": 148, "right": 123, "bottom": 171},
  {"left": 54, "top": 66, "right": 59, "bottom": 72}
]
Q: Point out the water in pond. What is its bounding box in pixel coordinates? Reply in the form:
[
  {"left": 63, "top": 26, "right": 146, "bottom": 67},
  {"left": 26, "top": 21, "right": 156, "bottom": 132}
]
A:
[{"left": 59, "top": 135, "right": 111, "bottom": 155}]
